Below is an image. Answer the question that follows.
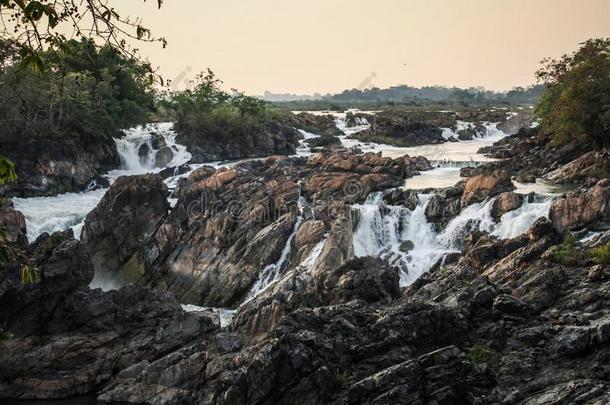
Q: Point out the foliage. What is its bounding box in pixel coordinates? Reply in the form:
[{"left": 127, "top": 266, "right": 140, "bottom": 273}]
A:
[
  {"left": 549, "top": 233, "right": 586, "bottom": 266},
  {"left": 467, "top": 344, "right": 496, "bottom": 365},
  {"left": 535, "top": 38, "right": 610, "bottom": 148},
  {"left": 590, "top": 244, "right": 610, "bottom": 265},
  {"left": 0, "top": 326, "right": 13, "bottom": 341},
  {"left": 0, "top": 38, "right": 155, "bottom": 143},
  {"left": 0, "top": 156, "right": 17, "bottom": 186},
  {"left": 335, "top": 370, "right": 349, "bottom": 386},
  {"left": 0, "top": 0, "right": 165, "bottom": 72},
  {"left": 161, "top": 69, "right": 272, "bottom": 139},
  {"left": 20, "top": 264, "right": 39, "bottom": 285}
]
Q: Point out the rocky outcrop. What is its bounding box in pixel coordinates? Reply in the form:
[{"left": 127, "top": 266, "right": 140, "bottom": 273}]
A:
[
  {"left": 81, "top": 174, "right": 170, "bottom": 280},
  {"left": 0, "top": 199, "right": 27, "bottom": 246},
  {"left": 425, "top": 183, "right": 465, "bottom": 227},
  {"left": 350, "top": 112, "right": 446, "bottom": 147},
  {"left": 462, "top": 169, "right": 515, "bottom": 206},
  {"left": 550, "top": 180, "right": 610, "bottom": 231},
  {"left": 286, "top": 112, "right": 344, "bottom": 136},
  {"left": 478, "top": 127, "right": 594, "bottom": 181},
  {"left": 0, "top": 133, "right": 120, "bottom": 197},
  {"left": 0, "top": 230, "right": 220, "bottom": 400},
  {"left": 491, "top": 191, "right": 524, "bottom": 221},
  {"left": 175, "top": 119, "right": 301, "bottom": 163},
  {"left": 497, "top": 112, "right": 534, "bottom": 135},
  {"left": 131, "top": 151, "right": 429, "bottom": 308},
  {"left": 545, "top": 149, "right": 610, "bottom": 184}
]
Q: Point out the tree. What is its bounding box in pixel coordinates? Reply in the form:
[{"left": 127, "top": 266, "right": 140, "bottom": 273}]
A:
[
  {"left": 535, "top": 38, "right": 610, "bottom": 148},
  {"left": 0, "top": 0, "right": 166, "bottom": 73},
  {"left": 0, "top": 38, "right": 156, "bottom": 142}
]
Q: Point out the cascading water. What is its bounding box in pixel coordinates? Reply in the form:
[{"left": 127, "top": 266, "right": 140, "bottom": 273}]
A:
[
  {"left": 352, "top": 192, "right": 555, "bottom": 286},
  {"left": 13, "top": 122, "right": 193, "bottom": 242},
  {"left": 244, "top": 189, "right": 308, "bottom": 301}
]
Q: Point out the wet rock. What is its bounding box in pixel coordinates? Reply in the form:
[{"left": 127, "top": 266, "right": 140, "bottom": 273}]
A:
[
  {"left": 137, "top": 142, "right": 152, "bottom": 166},
  {"left": 462, "top": 169, "right": 515, "bottom": 206},
  {"left": 157, "top": 164, "right": 191, "bottom": 179},
  {"left": 81, "top": 174, "right": 170, "bottom": 278},
  {"left": 491, "top": 192, "right": 524, "bottom": 221},
  {"left": 493, "top": 294, "right": 531, "bottom": 317},
  {"left": 154, "top": 145, "right": 174, "bottom": 168},
  {"left": 383, "top": 188, "right": 418, "bottom": 210},
  {"left": 295, "top": 220, "right": 325, "bottom": 249},
  {"left": 150, "top": 132, "right": 167, "bottom": 149}
]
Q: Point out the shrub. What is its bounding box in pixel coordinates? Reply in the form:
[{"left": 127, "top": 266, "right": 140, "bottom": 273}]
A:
[
  {"left": 467, "top": 344, "right": 496, "bottom": 364},
  {"left": 590, "top": 244, "right": 610, "bottom": 265},
  {"left": 549, "top": 233, "right": 585, "bottom": 266}
]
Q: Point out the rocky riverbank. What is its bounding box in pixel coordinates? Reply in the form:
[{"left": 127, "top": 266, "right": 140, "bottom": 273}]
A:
[
  {"left": 0, "top": 133, "right": 120, "bottom": 198},
  {"left": 2, "top": 170, "right": 610, "bottom": 403},
  {"left": 347, "top": 109, "right": 532, "bottom": 147},
  {"left": 2, "top": 109, "right": 610, "bottom": 404}
]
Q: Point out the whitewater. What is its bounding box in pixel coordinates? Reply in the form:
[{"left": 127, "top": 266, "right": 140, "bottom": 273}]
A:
[{"left": 12, "top": 113, "right": 559, "bottom": 311}]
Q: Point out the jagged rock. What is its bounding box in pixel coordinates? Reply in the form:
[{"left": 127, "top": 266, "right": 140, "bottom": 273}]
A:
[
  {"left": 0, "top": 132, "right": 120, "bottom": 197},
  {"left": 154, "top": 145, "right": 174, "bottom": 167},
  {"left": 0, "top": 199, "right": 27, "bottom": 246},
  {"left": 295, "top": 220, "right": 325, "bottom": 249},
  {"left": 550, "top": 180, "right": 610, "bottom": 231},
  {"left": 176, "top": 119, "right": 301, "bottom": 163},
  {"left": 424, "top": 183, "right": 465, "bottom": 226},
  {"left": 497, "top": 113, "right": 534, "bottom": 135},
  {"left": 81, "top": 174, "right": 169, "bottom": 279},
  {"left": 287, "top": 112, "right": 344, "bottom": 136},
  {"left": 157, "top": 164, "right": 191, "bottom": 179},
  {"left": 491, "top": 192, "right": 524, "bottom": 221},
  {"left": 462, "top": 170, "right": 515, "bottom": 206},
  {"left": 383, "top": 188, "right": 419, "bottom": 210},
  {"left": 545, "top": 150, "right": 610, "bottom": 184},
  {"left": 150, "top": 132, "right": 167, "bottom": 149},
  {"left": 349, "top": 111, "right": 448, "bottom": 147}
]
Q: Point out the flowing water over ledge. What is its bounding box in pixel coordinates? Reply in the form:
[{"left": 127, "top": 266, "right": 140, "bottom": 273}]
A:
[{"left": 10, "top": 113, "right": 559, "bottom": 304}]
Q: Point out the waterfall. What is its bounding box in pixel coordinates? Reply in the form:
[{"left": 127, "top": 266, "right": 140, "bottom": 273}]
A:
[
  {"left": 245, "top": 189, "right": 308, "bottom": 301},
  {"left": 15, "top": 122, "right": 193, "bottom": 242},
  {"left": 352, "top": 193, "right": 554, "bottom": 287}
]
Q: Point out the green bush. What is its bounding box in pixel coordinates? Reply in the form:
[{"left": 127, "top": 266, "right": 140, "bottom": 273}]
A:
[
  {"left": 549, "top": 233, "right": 585, "bottom": 266},
  {"left": 590, "top": 244, "right": 610, "bottom": 265},
  {"left": 467, "top": 344, "right": 496, "bottom": 365}
]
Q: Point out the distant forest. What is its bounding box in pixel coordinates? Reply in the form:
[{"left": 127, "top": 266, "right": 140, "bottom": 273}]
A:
[{"left": 264, "top": 84, "right": 545, "bottom": 107}]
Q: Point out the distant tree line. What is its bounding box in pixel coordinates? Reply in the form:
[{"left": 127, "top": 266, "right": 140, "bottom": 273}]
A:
[{"left": 323, "top": 84, "right": 545, "bottom": 106}]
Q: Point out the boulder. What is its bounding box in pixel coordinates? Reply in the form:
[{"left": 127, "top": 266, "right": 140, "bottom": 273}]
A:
[
  {"left": 462, "top": 170, "right": 515, "bottom": 206},
  {"left": 154, "top": 146, "right": 174, "bottom": 168},
  {"left": 491, "top": 192, "right": 524, "bottom": 221},
  {"left": 550, "top": 180, "right": 610, "bottom": 231},
  {"left": 81, "top": 174, "right": 169, "bottom": 279},
  {"left": 0, "top": 199, "right": 27, "bottom": 246}
]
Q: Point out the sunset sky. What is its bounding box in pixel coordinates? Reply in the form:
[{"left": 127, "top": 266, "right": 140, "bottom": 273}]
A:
[{"left": 119, "top": 0, "right": 610, "bottom": 95}]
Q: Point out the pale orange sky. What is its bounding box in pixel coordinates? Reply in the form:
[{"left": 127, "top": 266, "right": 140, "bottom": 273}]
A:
[{"left": 118, "top": 0, "right": 610, "bottom": 95}]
